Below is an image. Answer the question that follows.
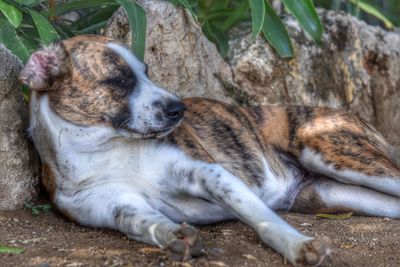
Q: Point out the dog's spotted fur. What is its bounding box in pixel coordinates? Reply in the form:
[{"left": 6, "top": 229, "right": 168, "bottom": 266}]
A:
[{"left": 21, "top": 35, "right": 400, "bottom": 266}]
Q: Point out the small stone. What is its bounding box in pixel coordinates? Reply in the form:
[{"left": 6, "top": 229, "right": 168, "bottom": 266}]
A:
[
  {"left": 171, "top": 262, "right": 192, "bottom": 267},
  {"left": 209, "top": 261, "right": 228, "bottom": 267},
  {"left": 221, "top": 229, "right": 232, "bottom": 236},
  {"left": 208, "top": 247, "right": 225, "bottom": 255},
  {"left": 340, "top": 242, "right": 355, "bottom": 249},
  {"left": 139, "top": 247, "right": 161, "bottom": 254},
  {"left": 22, "top": 237, "right": 46, "bottom": 244},
  {"left": 242, "top": 254, "right": 257, "bottom": 260}
]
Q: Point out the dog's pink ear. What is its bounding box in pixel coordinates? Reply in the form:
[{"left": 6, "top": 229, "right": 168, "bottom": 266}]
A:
[{"left": 19, "top": 42, "right": 68, "bottom": 91}]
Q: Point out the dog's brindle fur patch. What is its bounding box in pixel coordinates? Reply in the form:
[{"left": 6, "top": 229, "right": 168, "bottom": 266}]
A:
[{"left": 48, "top": 36, "right": 134, "bottom": 127}]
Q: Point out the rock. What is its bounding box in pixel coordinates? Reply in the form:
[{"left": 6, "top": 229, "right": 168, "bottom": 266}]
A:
[
  {"left": 103, "top": 0, "right": 234, "bottom": 102},
  {"left": 0, "top": 44, "right": 39, "bottom": 210},
  {"left": 227, "top": 10, "right": 400, "bottom": 147}
]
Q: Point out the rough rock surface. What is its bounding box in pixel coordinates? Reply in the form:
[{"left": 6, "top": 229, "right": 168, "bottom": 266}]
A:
[
  {"left": 0, "top": 44, "right": 39, "bottom": 210},
  {"left": 228, "top": 10, "right": 400, "bottom": 147},
  {"left": 103, "top": 0, "right": 234, "bottom": 102}
]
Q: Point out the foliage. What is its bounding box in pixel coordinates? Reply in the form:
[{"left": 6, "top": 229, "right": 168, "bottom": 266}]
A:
[
  {"left": 0, "top": 245, "right": 24, "bottom": 254},
  {"left": 0, "top": 0, "right": 146, "bottom": 63},
  {"left": 171, "top": 0, "right": 399, "bottom": 58},
  {"left": 24, "top": 202, "right": 52, "bottom": 216},
  {"left": 314, "top": 0, "right": 400, "bottom": 29},
  {"left": 170, "top": 0, "right": 322, "bottom": 58},
  {"left": 315, "top": 212, "right": 353, "bottom": 220}
]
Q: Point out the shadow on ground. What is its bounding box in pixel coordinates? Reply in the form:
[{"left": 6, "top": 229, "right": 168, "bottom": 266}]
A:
[{"left": 1, "top": 198, "right": 399, "bottom": 267}]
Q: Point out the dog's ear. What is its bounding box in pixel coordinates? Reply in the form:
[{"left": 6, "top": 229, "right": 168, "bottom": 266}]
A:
[{"left": 19, "top": 42, "right": 68, "bottom": 91}]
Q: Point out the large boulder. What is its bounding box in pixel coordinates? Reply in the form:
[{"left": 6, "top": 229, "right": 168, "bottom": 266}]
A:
[
  {"left": 103, "top": 0, "right": 234, "bottom": 102},
  {"left": 227, "top": 10, "right": 400, "bottom": 147},
  {"left": 0, "top": 44, "right": 39, "bottom": 210}
]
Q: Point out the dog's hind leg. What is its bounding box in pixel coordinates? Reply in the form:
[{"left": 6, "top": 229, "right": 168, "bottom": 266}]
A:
[
  {"left": 290, "top": 108, "right": 400, "bottom": 198},
  {"left": 291, "top": 176, "right": 400, "bottom": 218},
  {"left": 170, "top": 160, "right": 331, "bottom": 266},
  {"left": 298, "top": 134, "right": 400, "bottom": 198}
]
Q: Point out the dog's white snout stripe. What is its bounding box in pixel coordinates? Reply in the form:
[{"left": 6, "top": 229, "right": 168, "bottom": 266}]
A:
[{"left": 107, "top": 43, "right": 146, "bottom": 79}]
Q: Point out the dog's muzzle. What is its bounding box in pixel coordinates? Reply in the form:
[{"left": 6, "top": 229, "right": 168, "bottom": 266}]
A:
[{"left": 163, "top": 100, "right": 186, "bottom": 123}]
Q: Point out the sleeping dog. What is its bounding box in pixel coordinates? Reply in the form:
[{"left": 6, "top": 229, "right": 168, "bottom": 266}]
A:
[{"left": 20, "top": 35, "right": 400, "bottom": 266}]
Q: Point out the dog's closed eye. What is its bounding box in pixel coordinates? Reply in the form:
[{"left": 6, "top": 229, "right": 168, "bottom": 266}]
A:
[
  {"left": 101, "top": 75, "right": 136, "bottom": 98},
  {"left": 102, "top": 76, "right": 136, "bottom": 88}
]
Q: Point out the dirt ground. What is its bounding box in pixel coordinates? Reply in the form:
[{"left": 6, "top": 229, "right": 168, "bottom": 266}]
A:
[{"left": 1, "top": 196, "right": 400, "bottom": 267}]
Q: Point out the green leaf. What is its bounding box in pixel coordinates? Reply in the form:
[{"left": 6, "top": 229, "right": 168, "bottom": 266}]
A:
[
  {"left": 0, "top": 245, "right": 24, "bottom": 254},
  {"left": 347, "top": 0, "right": 394, "bottom": 29},
  {"left": 209, "top": 0, "right": 229, "bottom": 12},
  {"left": 73, "top": 21, "right": 108, "bottom": 34},
  {"left": 31, "top": 208, "right": 40, "bottom": 216},
  {"left": 281, "top": 0, "right": 323, "bottom": 44},
  {"left": 29, "top": 10, "right": 60, "bottom": 45},
  {"left": 0, "top": 0, "right": 23, "bottom": 28},
  {"left": 248, "top": 0, "right": 265, "bottom": 39},
  {"left": 172, "top": 0, "right": 197, "bottom": 20},
  {"left": 0, "top": 18, "right": 30, "bottom": 62},
  {"left": 116, "top": 0, "right": 147, "bottom": 61},
  {"left": 221, "top": 1, "right": 249, "bottom": 32},
  {"left": 22, "top": 84, "right": 30, "bottom": 102},
  {"left": 48, "top": 0, "right": 118, "bottom": 16},
  {"left": 261, "top": 1, "right": 294, "bottom": 58},
  {"left": 202, "top": 22, "right": 229, "bottom": 58},
  {"left": 70, "top": 5, "right": 119, "bottom": 31},
  {"left": 14, "top": 0, "right": 43, "bottom": 7},
  {"left": 315, "top": 212, "right": 354, "bottom": 220}
]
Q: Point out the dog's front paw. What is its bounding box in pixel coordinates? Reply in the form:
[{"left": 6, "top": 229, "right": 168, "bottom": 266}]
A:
[
  {"left": 296, "top": 236, "right": 331, "bottom": 266},
  {"left": 167, "top": 223, "right": 203, "bottom": 261}
]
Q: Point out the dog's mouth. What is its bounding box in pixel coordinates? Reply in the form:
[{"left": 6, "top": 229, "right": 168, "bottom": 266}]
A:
[{"left": 118, "top": 124, "right": 178, "bottom": 139}]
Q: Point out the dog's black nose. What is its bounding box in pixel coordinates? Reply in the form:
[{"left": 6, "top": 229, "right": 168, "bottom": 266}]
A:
[{"left": 163, "top": 101, "right": 186, "bottom": 121}]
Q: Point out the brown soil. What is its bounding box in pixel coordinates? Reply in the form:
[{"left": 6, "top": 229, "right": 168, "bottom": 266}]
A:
[{"left": 1, "top": 197, "right": 399, "bottom": 267}]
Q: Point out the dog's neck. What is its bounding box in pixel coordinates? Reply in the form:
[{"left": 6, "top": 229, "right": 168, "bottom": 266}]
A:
[{"left": 30, "top": 92, "right": 126, "bottom": 154}]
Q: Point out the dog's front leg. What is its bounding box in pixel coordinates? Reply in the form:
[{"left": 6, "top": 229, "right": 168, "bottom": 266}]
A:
[
  {"left": 171, "top": 161, "right": 331, "bottom": 266},
  {"left": 110, "top": 197, "right": 202, "bottom": 260}
]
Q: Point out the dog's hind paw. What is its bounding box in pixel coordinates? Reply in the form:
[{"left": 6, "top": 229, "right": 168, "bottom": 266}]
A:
[
  {"left": 167, "top": 223, "right": 203, "bottom": 261},
  {"left": 297, "top": 236, "right": 331, "bottom": 266}
]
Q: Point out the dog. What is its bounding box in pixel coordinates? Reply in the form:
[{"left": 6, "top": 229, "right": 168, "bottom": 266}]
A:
[{"left": 19, "top": 35, "right": 400, "bottom": 266}]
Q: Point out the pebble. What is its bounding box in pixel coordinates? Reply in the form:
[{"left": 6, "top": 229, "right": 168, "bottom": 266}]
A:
[
  {"left": 22, "top": 237, "right": 46, "bottom": 244},
  {"left": 242, "top": 254, "right": 257, "bottom": 260},
  {"left": 209, "top": 261, "right": 228, "bottom": 267},
  {"left": 208, "top": 247, "right": 225, "bottom": 255}
]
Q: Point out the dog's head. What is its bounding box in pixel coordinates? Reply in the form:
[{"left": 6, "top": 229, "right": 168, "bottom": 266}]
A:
[{"left": 20, "top": 35, "right": 186, "bottom": 138}]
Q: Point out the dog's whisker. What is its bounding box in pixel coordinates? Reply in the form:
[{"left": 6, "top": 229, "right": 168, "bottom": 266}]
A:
[{"left": 119, "top": 117, "right": 133, "bottom": 129}]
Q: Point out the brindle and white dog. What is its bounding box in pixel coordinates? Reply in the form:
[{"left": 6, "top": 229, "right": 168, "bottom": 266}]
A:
[{"left": 20, "top": 35, "right": 400, "bottom": 266}]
